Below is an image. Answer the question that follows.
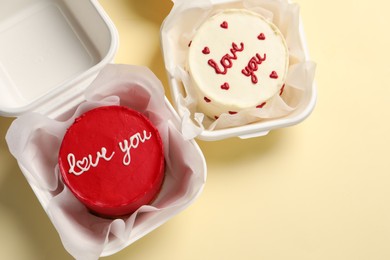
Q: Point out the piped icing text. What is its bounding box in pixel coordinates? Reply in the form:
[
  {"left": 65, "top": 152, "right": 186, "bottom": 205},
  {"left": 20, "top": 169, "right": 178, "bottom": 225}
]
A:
[
  {"left": 67, "top": 130, "right": 153, "bottom": 176},
  {"left": 207, "top": 42, "right": 244, "bottom": 75},
  {"left": 241, "top": 53, "right": 266, "bottom": 83}
]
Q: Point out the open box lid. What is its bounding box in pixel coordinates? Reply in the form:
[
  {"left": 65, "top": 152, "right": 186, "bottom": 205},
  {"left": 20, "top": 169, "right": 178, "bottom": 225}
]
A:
[{"left": 0, "top": 0, "right": 118, "bottom": 118}]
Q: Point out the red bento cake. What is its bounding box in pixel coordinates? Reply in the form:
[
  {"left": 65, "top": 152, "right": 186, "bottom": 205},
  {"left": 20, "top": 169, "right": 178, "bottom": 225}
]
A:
[{"left": 58, "top": 105, "right": 165, "bottom": 218}]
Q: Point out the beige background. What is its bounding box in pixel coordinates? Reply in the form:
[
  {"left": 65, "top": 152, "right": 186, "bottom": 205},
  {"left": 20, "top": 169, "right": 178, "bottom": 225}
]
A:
[{"left": 1, "top": 0, "right": 390, "bottom": 259}]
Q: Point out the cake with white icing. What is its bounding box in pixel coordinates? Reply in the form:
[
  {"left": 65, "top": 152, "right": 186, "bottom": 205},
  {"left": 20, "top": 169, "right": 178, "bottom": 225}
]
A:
[{"left": 187, "top": 9, "right": 289, "bottom": 119}]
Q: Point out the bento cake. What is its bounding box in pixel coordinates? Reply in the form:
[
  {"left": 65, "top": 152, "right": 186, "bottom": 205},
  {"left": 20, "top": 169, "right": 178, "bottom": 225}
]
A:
[
  {"left": 187, "top": 9, "right": 289, "bottom": 118},
  {"left": 58, "top": 106, "right": 165, "bottom": 218}
]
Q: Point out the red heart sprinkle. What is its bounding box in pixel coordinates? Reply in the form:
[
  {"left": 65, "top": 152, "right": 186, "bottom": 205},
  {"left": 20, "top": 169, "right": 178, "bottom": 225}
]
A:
[
  {"left": 221, "top": 82, "right": 230, "bottom": 90},
  {"left": 257, "top": 33, "right": 266, "bottom": 40},
  {"left": 204, "top": 97, "right": 211, "bottom": 103},
  {"left": 270, "top": 71, "right": 278, "bottom": 79},
  {"left": 202, "top": 47, "right": 210, "bottom": 54},
  {"left": 256, "top": 102, "right": 267, "bottom": 108},
  {"left": 220, "top": 21, "right": 228, "bottom": 29},
  {"left": 228, "top": 111, "right": 237, "bottom": 115}
]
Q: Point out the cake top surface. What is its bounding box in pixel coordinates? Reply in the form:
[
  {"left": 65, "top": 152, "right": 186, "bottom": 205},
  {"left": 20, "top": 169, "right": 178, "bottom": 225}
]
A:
[
  {"left": 188, "top": 9, "right": 289, "bottom": 112},
  {"left": 58, "top": 106, "right": 164, "bottom": 214}
]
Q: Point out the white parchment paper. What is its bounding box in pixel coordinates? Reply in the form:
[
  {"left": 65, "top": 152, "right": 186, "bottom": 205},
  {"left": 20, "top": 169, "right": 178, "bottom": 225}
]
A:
[
  {"left": 161, "top": 0, "right": 316, "bottom": 136},
  {"left": 6, "top": 64, "right": 206, "bottom": 259}
]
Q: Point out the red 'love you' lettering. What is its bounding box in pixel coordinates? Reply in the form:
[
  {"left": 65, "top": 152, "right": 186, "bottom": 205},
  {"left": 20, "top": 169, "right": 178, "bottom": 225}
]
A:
[
  {"left": 205, "top": 41, "right": 269, "bottom": 85},
  {"left": 241, "top": 53, "right": 267, "bottom": 84},
  {"left": 207, "top": 42, "right": 244, "bottom": 74}
]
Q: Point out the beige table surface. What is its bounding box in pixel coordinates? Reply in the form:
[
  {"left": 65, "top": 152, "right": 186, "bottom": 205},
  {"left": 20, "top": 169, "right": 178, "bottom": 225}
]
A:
[{"left": 1, "top": 0, "right": 390, "bottom": 259}]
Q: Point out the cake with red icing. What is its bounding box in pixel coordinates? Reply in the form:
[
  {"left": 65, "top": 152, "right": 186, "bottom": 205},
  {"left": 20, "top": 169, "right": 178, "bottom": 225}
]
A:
[
  {"left": 58, "top": 106, "right": 165, "bottom": 218},
  {"left": 187, "top": 9, "right": 289, "bottom": 119}
]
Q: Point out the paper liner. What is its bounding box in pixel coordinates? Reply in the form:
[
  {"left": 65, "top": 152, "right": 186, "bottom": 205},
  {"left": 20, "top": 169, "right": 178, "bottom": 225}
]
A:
[
  {"left": 161, "top": 0, "right": 316, "bottom": 137},
  {"left": 6, "top": 64, "right": 206, "bottom": 259}
]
